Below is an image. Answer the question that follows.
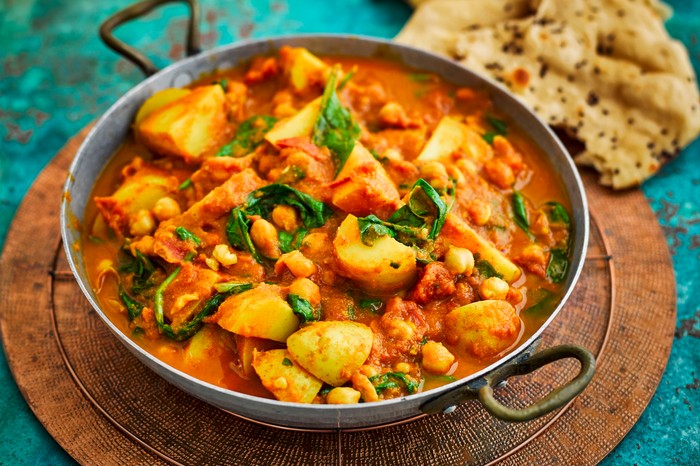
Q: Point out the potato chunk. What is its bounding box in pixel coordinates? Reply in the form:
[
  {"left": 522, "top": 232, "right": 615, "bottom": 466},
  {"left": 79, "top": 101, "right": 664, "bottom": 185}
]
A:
[
  {"left": 137, "top": 85, "right": 229, "bottom": 162},
  {"left": 330, "top": 143, "right": 401, "bottom": 218},
  {"left": 287, "top": 321, "right": 373, "bottom": 386},
  {"left": 214, "top": 284, "right": 299, "bottom": 342},
  {"left": 264, "top": 97, "right": 321, "bottom": 148},
  {"left": 236, "top": 335, "right": 278, "bottom": 378},
  {"left": 333, "top": 214, "right": 418, "bottom": 293},
  {"left": 417, "top": 116, "right": 493, "bottom": 163},
  {"left": 440, "top": 213, "right": 521, "bottom": 283},
  {"left": 135, "top": 88, "right": 192, "bottom": 125},
  {"left": 279, "top": 46, "right": 329, "bottom": 93},
  {"left": 445, "top": 300, "right": 521, "bottom": 358},
  {"left": 253, "top": 349, "right": 323, "bottom": 403}
]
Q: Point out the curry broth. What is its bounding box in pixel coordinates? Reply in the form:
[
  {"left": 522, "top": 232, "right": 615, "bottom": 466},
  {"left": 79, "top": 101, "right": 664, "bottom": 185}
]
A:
[{"left": 82, "top": 51, "right": 572, "bottom": 401}]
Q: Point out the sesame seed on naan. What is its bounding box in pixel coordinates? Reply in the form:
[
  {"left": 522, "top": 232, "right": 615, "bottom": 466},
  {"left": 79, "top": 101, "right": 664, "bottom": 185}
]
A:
[{"left": 397, "top": 0, "right": 700, "bottom": 189}]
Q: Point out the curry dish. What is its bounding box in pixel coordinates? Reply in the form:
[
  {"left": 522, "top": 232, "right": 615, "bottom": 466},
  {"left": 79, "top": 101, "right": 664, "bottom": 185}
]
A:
[{"left": 83, "top": 47, "right": 572, "bottom": 404}]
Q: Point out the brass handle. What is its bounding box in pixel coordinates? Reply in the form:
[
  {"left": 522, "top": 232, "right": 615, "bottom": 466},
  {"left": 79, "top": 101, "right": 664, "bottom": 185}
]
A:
[
  {"left": 421, "top": 344, "right": 596, "bottom": 422},
  {"left": 99, "top": 0, "right": 201, "bottom": 76}
]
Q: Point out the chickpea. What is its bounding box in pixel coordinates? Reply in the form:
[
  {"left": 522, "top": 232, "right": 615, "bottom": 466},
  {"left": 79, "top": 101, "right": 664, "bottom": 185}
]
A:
[
  {"left": 213, "top": 244, "right": 238, "bottom": 267},
  {"left": 289, "top": 277, "right": 320, "bottom": 306},
  {"left": 205, "top": 257, "right": 220, "bottom": 271},
  {"left": 129, "top": 209, "right": 155, "bottom": 237},
  {"left": 326, "top": 387, "right": 362, "bottom": 405},
  {"left": 394, "top": 362, "right": 413, "bottom": 374},
  {"left": 351, "top": 372, "right": 379, "bottom": 402},
  {"left": 275, "top": 251, "right": 317, "bottom": 278},
  {"left": 250, "top": 218, "right": 281, "bottom": 259},
  {"left": 444, "top": 246, "right": 474, "bottom": 275},
  {"left": 479, "top": 277, "right": 510, "bottom": 300},
  {"left": 484, "top": 159, "right": 515, "bottom": 189},
  {"left": 445, "top": 165, "right": 465, "bottom": 186},
  {"left": 152, "top": 197, "right": 181, "bottom": 221},
  {"left": 466, "top": 200, "right": 492, "bottom": 226},
  {"left": 359, "top": 365, "right": 379, "bottom": 378},
  {"left": 455, "top": 158, "right": 477, "bottom": 176},
  {"left": 271, "top": 205, "right": 300, "bottom": 233},
  {"left": 422, "top": 341, "right": 455, "bottom": 375},
  {"left": 382, "top": 318, "right": 416, "bottom": 340},
  {"left": 419, "top": 161, "right": 449, "bottom": 190}
]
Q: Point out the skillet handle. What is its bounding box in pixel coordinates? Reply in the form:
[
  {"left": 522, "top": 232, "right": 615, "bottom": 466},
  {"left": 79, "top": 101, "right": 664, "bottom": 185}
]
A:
[
  {"left": 478, "top": 344, "right": 595, "bottom": 421},
  {"left": 99, "top": 0, "right": 201, "bottom": 76},
  {"left": 421, "top": 344, "right": 595, "bottom": 422}
]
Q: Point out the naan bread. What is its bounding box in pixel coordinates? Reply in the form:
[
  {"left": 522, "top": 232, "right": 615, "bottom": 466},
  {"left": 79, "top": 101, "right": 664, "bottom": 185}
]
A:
[{"left": 397, "top": 0, "right": 700, "bottom": 188}]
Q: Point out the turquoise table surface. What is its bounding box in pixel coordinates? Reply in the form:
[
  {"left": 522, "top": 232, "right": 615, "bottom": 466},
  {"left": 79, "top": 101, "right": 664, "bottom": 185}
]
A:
[{"left": 1, "top": 0, "right": 698, "bottom": 464}]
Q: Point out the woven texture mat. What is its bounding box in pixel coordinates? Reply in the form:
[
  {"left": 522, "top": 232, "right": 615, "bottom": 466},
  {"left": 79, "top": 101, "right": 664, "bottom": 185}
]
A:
[{"left": 0, "top": 128, "right": 676, "bottom": 465}]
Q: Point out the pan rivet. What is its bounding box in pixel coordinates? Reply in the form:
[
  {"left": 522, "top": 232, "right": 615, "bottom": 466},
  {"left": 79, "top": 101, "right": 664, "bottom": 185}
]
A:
[{"left": 443, "top": 406, "right": 456, "bottom": 414}]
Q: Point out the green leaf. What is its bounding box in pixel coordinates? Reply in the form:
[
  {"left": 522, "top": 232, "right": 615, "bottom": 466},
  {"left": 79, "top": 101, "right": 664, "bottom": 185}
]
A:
[
  {"left": 482, "top": 115, "right": 508, "bottom": 144},
  {"left": 279, "top": 229, "right": 307, "bottom": 254},
  {"left": 512, "top": 191, "right": 534, "bottom": 240},
  {"left": 474, "top": 257, "right": 503, "bottom": 279},
  {"left": 409, "top": 73, "right": 431, "bottom": 82},
  {"left": 287, "top": 294, "right": 318, "bottom": 324},
  {"left": 357, "top": 215, "right": 396, "bottom": 245},
  {"left": 217, "top": 115, "right": 277, "bottom": 157},
  {"left": 282, "top": 357, "right": 293, "bottom": 367},
  {"left": 225, "top": 207, "right": 262, "bottom": 263},
  {"left": 312, "top": 67, "right": 361, "bottom": 175},
  {"left": 546, "top": 201, "right": 571, "bottom": 225},
  {"left": 388, "top": 178, "right": 448, "bottom": 240},
  {"left": 175, "top": 226, "right": 202, "bottom": 246},
  {"left": 358, "top": 298, "right": 383, "bottom": 314},
  {"left": 546, "top": 249, "right": 569, "bottom": 283},
  {"left": 369, "top": 372, "right": 420, "bottom": 394},
  {"left": 118, "top": 249, "right": 156, "bottom": 294},
  {"left": 213, "top": 282, "right": 254, "bottom": 294},
  {"left": 337, "top": 68, "right": 356, "bottom": 90},
  {"left": 214, "top": 78, "right": 228, "bottom": 92},
  {"left": 246, "top": 184, "right": 333, "bottom": 230},
  {"left": 119, "top": 287, "right": 144, "bottom": 320},
  {"left": 178, "top": 178, "right": 193, "bottom": 190}
]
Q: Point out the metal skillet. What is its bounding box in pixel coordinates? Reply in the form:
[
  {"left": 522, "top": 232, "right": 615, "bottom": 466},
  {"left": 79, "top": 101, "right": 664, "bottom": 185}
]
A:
[{"left": 60, "top": 0, "right": 594, "bottom": 430}]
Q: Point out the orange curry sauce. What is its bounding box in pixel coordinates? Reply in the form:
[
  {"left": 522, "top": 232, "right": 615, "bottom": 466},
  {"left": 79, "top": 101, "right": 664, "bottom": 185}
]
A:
[{"left": 82, "top": 48, "right": 571, "bottom": 402}]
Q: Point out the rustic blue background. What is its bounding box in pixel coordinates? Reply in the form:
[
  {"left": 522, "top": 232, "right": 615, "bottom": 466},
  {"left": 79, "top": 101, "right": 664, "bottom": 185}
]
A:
[{"left": 0, "top": 0, "right": 698, "bottom": 463}]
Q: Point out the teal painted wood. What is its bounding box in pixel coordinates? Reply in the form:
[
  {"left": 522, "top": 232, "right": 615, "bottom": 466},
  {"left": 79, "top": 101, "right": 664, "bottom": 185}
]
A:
[{"left": 0, "top": 0, "right": 697, "bottom": 464}]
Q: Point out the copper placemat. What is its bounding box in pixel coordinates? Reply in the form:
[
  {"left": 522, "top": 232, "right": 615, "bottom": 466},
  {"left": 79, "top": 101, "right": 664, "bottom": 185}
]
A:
[{"left": 0, "top": 128, "right": 676, "bottom": 465}]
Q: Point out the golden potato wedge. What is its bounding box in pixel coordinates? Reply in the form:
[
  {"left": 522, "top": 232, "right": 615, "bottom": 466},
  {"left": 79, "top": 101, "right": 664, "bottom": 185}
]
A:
[
  {"left": 440, "top": 213, "right": 521, "bottom": 283},
  {"left": 417, "top": 116, "right": 493, "bottom": 163},
  {"left": 134, "top": 88, "right": 192, "bottom": 125},
  {"left": 253, "top": 349, "right": 323, "bottom": 403},
  {"left": 445, "top": 300, "right": 521, "bottom": 358},
  {"left": 264, "top": 97, "right": 322, "bottom": 148},
  {"left": 236, "top": 335, "right": 280, "bottom": 378},
  {"left": 280, "top": 47, "right": 329, "bottom": 92},
  {"left": 333, "top": 214, "right": 418, "bottom": 293},
  {"left": 331, "top": 143, "right": 401, "bottom": 218},
  {"left": 286, "top": 321, "right": 373, "bottom": 386},
  {"left": 215, "top": 284, "right": 299, "bottom": 342},
  {"left": 137, "top": 84, "right": 229, "bottom": 162}
]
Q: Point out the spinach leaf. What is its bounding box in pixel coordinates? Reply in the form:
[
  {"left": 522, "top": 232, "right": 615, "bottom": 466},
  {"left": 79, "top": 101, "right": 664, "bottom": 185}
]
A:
[
  {"left": 217, "top": 115, "right": 277, "bottom": 157},
  {"left": 512, "top": 191, "right": 534, "bottom": 240},
  {"left": 482, "top": 115, "right": 508, "bottom": 144},
  {"left": 388, "top": 179, "right": 448, "bottom": 240},
  {"left": 119, "top": 286, "right": 144, "bottom": 320},
  {"left": 225, "top": 207, "right": 263, "bottom": 263},
  {"left": 409, "top": 73, "right": 431, "bottom": 82},
  {"left": 474, "top": 256, "right": 503, "bottom": 279},
  {"left": 213, "top": 78, "right": 228, "bottom": 92},
  {"left": 282, "top": 357, "right": 293, "bottom": 367},
  {"left": 359, "top": 298, "right": 383, "bottom": 314},
  {"left": 178, "top": 178, "right": 193, "bottom": 190},
  {"left": 357, "top": 215, "right": 396, "bottom": 245},
  {"left": 369, "top": 372, "right": 420, "bottom": 394},
  {"left": 546, "top": 249, "right": 569, "bottom": 283},
  {"left": 175, "top": 226, "right": 202, "bottom": 246},
  {"left": 247, "top": 184, "right": 333, "bottom": 230},
  {"left": 312, "top": 68, "right": 361, "bottom": 175},
  {"left": 279, "top": 229, "right": 307, "bottom": 254},
  {"left": 337, "top": 68, "right": 356, "bottom": 90},
  {"left": 546, "top": 201, "right": 571, "bottom": 225},
  {"left": 287, "top": 294, "right": 318, "bottom": 323},
  {"left": 154, "top": 270, "right": 250, "bottom": 341},
  {"left": 118, "top": 249, "right": 156, "bottom": 294},
  {"left": 213, "top": 282, "right": 254, "bottom": 294}
]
